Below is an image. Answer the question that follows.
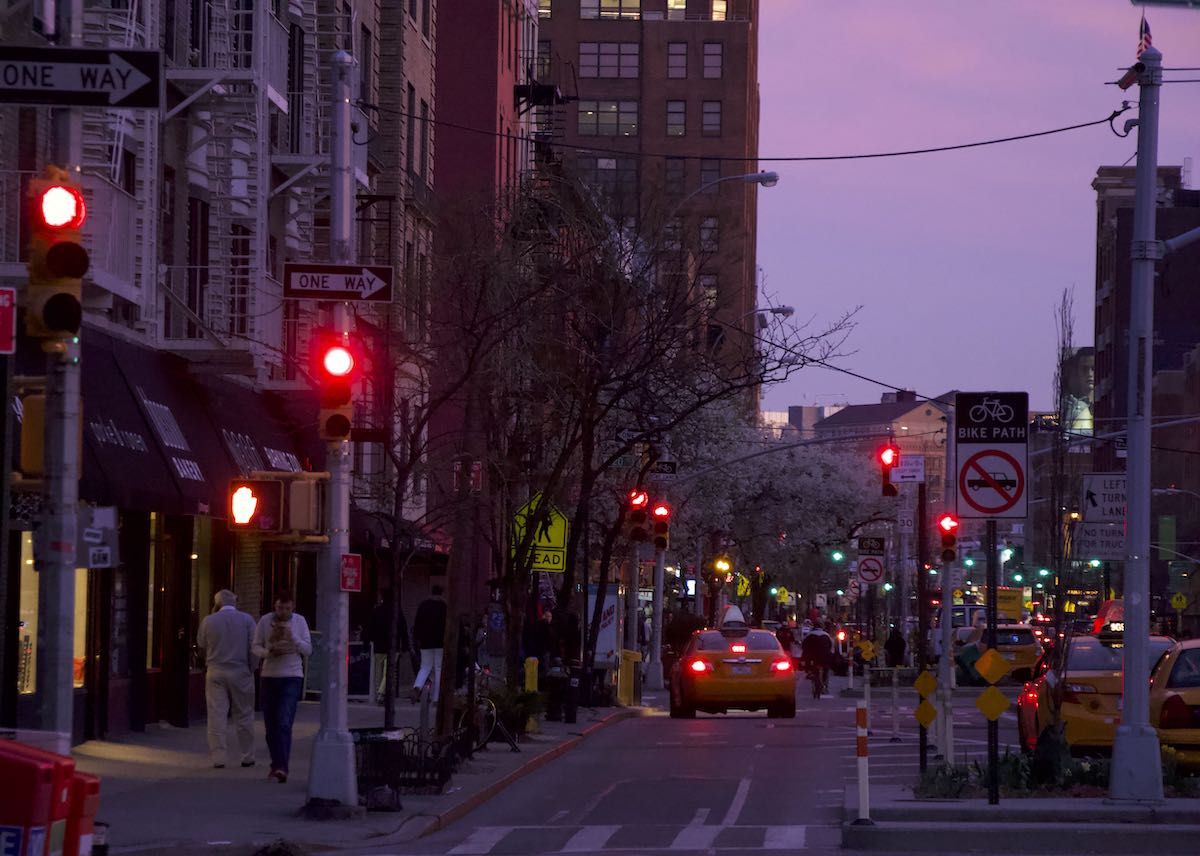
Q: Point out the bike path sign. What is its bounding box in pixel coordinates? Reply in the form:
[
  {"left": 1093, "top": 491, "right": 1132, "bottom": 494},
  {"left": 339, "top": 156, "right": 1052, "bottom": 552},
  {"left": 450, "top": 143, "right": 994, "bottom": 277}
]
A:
[{"left": 955, "top": 392, "right": 1028, "bottom": 519}]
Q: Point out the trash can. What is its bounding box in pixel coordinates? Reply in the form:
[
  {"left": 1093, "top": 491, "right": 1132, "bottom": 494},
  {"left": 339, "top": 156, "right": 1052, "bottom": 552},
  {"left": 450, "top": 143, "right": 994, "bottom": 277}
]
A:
[
  {"left": 64, "top": 772, "right": 101, "bottom": 856},
  {"left": 544, "top": 658, "right": 567, "bottom": 721},
  {"left": 617, "top": 649, "right": 642, "bottom": 707},
  {"left": 0, "top": 736, "right": 75, "bottom": 856}
]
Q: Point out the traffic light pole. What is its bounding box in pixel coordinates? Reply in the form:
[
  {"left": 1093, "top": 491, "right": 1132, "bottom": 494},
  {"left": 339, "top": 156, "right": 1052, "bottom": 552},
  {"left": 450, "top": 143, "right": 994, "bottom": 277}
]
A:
[
  {"left": 937, "top": 412, "right": 955, "bottom": 762},
  {"left": 306, "top": 50, "right": 358, "bottom": 815},
  {"left": 646, "top": 547, "right": 666, "bottom": 690},
  {"left": 1111, "top": 45, "right": 1165, "bottom": 803}
]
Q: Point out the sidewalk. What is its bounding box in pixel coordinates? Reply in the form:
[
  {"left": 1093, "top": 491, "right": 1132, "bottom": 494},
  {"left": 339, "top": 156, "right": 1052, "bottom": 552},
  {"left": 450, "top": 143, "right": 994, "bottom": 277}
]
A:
[
  {"left": 842, "top": 784, "right": 1200, "bottom": 853},
  {"left": 74, "top": 698, "right": 639, "bottom": 855}
]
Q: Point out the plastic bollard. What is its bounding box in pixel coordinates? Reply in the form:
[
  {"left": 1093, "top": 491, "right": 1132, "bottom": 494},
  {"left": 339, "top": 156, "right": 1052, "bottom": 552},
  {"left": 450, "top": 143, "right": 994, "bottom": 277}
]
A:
[
  {"left": 524, "top": 657, "right": 539, "bottom": 693},
  {"left": 64, "top": 773, "right": 101, "bottom": 856},
  {"left": 0, "top": 736, "right": 75, "bottom": 856}
]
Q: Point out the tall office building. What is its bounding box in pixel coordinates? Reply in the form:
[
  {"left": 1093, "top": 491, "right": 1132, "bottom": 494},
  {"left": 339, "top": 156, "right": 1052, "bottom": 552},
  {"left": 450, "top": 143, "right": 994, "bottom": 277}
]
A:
[{"left": 536, "top": 0, "right": 762, "bottom": 351}]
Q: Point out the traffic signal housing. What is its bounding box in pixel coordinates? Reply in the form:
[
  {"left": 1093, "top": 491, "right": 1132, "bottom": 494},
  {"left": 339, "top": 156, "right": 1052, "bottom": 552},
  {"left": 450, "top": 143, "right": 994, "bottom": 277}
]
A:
[
  {"left": 624, "top": 489, "right": 650, "bottom": 542},
  {"left": 878, "top": 440, "right": 900, "bottom": 497},
  {"left": 229, "top": 479, "right": 285, "bottom": 532},
  {"left": 25, "top": 166, "right": 88, "bottom": 339},
  {"left": 311, "top": 328, "right": 358, "bottom": 440},
  {"left": 650, "top": 500, "right": 671, "bottom": 550},
  {"left": 937, "top": 513, "right": 959, "bottom": 563}
]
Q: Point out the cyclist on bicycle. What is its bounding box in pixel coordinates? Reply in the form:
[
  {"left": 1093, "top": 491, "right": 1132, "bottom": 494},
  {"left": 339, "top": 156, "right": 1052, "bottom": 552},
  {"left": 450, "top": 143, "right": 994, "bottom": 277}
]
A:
[{"left": 801, "top": 622, "right": 833, "bottom": 697}]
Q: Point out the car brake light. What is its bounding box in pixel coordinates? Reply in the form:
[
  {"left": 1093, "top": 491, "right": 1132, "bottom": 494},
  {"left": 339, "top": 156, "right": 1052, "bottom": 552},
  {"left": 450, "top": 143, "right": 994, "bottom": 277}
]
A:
[
  {"left": 836, "top": 630, "right": 847, "bottom": 641},
  {"left": 1160, "top": 694, "right": 1195, "bottom": 729},
  {"left": 731, "top": 643, "right": 747, "bottom": 654},
  {"left": 1062, "top": 683, "right": 1097, "bottom": 705},
  {"left": 771, "top": 659, "right": 792, "bottom": 672},
  {"left": 1020, "top": 682, "right": 1038, "bottom": 706},
  {"left": 689, "top": 659, "right": 711, "bottom": 674}
]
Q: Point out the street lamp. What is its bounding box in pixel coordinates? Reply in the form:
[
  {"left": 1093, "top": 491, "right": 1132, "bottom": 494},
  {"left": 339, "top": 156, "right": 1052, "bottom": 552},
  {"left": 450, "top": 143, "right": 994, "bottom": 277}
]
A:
[{"left": 668, "top": 171, "right": 780, "bottom": 220}]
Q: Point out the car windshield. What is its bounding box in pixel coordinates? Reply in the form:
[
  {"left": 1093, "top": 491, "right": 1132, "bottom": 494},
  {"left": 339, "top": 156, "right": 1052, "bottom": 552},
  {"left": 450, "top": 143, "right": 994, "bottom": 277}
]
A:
[
  {"left": 695, "top": 631, "right": 780, "bottom": 652},
  {"left": 1168, "top": 648, "right": 1200, "bottom": 689},
  {"left": 1067, "top": 638, "right": 1173, "bottom": 671}
]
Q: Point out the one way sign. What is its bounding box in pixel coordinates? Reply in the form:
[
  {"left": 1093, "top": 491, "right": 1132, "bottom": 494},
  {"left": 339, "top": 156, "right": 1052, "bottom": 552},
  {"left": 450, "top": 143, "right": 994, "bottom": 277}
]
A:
[
  {"left": 0, "top": 46, "right": 161, "bottom": 109},
  {"left": 283, "top": 263, "right": 395, "bottom": 303}
]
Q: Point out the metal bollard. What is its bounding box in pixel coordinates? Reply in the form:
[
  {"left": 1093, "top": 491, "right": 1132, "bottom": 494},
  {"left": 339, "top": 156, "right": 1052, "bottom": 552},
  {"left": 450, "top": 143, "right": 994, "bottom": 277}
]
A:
[
  {"left": 864, "top": 668, "right": 873, "bottom": 736},
  {"left": 854, "top": 699, "right": 873, "bottom": 825},
  {"left": 890, "top": 667, "right": 901, "bottom": 743}
]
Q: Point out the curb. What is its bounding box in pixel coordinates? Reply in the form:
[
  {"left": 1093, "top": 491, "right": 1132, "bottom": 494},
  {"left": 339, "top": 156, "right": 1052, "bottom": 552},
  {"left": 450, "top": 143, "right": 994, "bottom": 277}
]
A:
[
  {"left": 403, "top": 707, "right": 644, "bottom": 841},
  {"left": 842, "top": 820, "right": 1200, "bottom": 853}
]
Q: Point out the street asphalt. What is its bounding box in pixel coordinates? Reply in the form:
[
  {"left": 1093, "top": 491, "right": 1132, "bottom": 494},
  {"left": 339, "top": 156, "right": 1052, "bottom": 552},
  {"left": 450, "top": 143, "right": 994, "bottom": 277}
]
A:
[{"left": 348, "top": 676, "right": 1018, "bottom": 856}]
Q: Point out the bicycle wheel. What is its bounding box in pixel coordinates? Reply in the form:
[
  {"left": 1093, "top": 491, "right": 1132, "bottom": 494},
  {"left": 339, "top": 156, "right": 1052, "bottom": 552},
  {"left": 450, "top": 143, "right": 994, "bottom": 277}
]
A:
[
  {"left": 969, "top": 404, "right": 987, "bottom": 422},
  {"left": 475, "top": 697, "right": 499, "bottom": 751},
  {"left": 997, "top": 404, "right": 1014, "bottom": 422}
]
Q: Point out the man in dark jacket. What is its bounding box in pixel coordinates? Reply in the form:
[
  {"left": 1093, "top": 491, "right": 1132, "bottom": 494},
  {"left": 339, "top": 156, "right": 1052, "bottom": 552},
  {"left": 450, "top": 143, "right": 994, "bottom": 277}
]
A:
[
  {"left": 884, "top": 626, "right": 907, "bottom": 668},
  {"left": 412, "top": 585, "right": 447, "bottom": 700},
  {"left": 366, "top": 593, "right": 409, "bottom": 703}
]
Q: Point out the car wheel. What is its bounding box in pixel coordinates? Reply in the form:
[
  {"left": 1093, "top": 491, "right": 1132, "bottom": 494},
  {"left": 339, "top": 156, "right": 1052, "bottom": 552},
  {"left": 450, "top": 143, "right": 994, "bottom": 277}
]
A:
[{"left": 781, "top": 698, "right": 796, "bottom": 719}]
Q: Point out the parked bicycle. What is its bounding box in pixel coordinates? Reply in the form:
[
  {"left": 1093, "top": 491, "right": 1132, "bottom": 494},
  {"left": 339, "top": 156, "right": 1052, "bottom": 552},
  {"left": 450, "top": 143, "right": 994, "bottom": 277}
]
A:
[{"left": 453, "top": 664, "right": 520, "bottom": 753}]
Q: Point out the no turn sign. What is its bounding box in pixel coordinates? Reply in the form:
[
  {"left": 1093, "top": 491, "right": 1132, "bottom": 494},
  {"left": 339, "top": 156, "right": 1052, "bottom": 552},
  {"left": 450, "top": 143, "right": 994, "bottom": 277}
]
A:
[
  {"left": 955, "top": 392, "right": 1028, "bottom": 520},
  {"left": 858, "top": 556, "right": 885, "bottom": 584}
]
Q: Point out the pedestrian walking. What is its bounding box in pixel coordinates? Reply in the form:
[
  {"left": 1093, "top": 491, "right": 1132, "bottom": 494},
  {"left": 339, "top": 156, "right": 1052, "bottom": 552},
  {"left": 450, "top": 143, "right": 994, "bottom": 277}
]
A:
[
  {"left": 365, "top": 593, "right": 409, "bottom": 703},
  {"left": 412, "top": 585, "right": 447, "bottom": 701},
  {"left": 884, "top": 626, "right": 907, "bottom": 668},
  {"left": 196, "top": 589, "right": 258, "bottom": 769},
  {"left": 252, "top": 590, "right": 312, "bottom": 783}
]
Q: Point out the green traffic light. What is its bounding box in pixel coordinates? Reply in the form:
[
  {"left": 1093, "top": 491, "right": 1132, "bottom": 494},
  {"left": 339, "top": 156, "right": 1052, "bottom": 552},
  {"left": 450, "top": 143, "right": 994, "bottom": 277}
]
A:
[
  {"left": 836, "top": 589, "right": 845, "bottom": 596},
  {"left": 1013, "top": 573, "right": 1024, "bottom": 583},
  {"left": 832, "top": 550, "right": 845, "bottom": 562},
  {"left": 1038, "top": 568, "right": 1051, "bottom": 577},
  {"left": 883, "top": 582, "right": 894, "bottom": 592},
  {"left": 769, "top": 587, "right": 778, "bottom": 596},
  {"left": 1089, "top": 559, "right": 1102, "bottom": 569},
  {"left": 964, "top": 557, "right": 975, "bottom": 567}
]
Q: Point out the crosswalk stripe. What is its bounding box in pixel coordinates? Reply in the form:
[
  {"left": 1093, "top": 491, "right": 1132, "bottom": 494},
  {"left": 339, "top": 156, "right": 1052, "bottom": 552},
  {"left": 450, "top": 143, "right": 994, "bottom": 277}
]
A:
[
  {"left": 560, "top": 825, "right": 619, "bottom": 852},
  {"left": 448, "top": 827, "right": 513, "bottom": 855},
  {"left": 763, "top": 826, "right": 807, "bottom": 850},
  {"left": 669, "top": 825, "right": 722, "bottom": 850}
]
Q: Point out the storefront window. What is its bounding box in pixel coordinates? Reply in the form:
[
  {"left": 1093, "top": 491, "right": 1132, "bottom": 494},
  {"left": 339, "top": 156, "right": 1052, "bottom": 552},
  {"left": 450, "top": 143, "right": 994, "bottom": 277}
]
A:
[
  {"left": 18, "top": 532, "right": 91, "bottom": 692},
  {"left": 190, "top": 516, "right": 214, "bottom": 671}
]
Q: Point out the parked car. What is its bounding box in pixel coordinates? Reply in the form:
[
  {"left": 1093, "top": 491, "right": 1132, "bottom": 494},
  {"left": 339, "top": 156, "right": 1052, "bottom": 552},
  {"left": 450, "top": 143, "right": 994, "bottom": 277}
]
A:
[{"left": 1150, "top": 638, "right": 1200, "bottom": 769}]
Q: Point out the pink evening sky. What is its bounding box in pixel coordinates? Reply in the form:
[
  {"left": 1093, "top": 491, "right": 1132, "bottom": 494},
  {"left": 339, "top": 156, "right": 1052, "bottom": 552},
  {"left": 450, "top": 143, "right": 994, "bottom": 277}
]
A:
[{"left": 756, "top": 0, "right": 1200, "bottom": 412}]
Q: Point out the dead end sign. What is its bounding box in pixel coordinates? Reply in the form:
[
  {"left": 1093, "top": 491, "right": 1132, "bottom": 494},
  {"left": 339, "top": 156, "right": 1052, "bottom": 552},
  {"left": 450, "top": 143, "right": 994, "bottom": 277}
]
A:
[{"left": 283, "top": 262, "right": 394, "bottom": 302}]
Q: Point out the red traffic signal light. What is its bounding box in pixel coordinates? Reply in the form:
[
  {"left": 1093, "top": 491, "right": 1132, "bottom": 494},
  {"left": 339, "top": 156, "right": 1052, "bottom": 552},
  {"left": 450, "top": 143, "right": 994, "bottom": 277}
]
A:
[
  {"left": 878, "top": 441, "right": 900, "bottom": 497},
  {"left": 625, "top": 488, "right": 651, "bottom": 542},
  {"left": 311, "top": 329, "right": 358, "bottom": 441},
  {"left": 628, "top": 489, "right": 649, "bottom": 509},
  {"left": 937, "top": 513, "right": 959, "bottom": 562},
  {"left": 651, "top": 501, "right": 671, "bottom": 550},
  {"left": 229, "top": 479, "right": 284, "bottom": 531},
  {"left": 25, "top": 167, "right": 88, "bottom": 338}
]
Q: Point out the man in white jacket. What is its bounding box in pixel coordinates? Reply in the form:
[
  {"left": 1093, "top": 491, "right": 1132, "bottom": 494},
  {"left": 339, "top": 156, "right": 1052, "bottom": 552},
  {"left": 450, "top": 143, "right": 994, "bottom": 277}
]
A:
[
  {"left": 252, "top": 590, "right": 312, "bottom": 783},
  {"left": 197, "top": 589, "right": 257, "bottom": 768}
]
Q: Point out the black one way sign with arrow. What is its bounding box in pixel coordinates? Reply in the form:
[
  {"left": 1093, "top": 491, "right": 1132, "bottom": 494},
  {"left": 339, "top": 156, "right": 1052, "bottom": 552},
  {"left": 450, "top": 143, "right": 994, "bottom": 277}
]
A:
[{"left": 0, "top": 47, "right": 161, "bottom": 109}]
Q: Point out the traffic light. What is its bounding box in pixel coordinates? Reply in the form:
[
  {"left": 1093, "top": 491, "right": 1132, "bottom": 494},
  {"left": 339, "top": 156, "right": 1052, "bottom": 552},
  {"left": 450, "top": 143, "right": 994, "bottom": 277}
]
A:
[
  {"left": 624, "top": 488, "right": 650, "bottom": 542},
  {"left": 311, "top": 328, "right": 358, "bottom": 441},
  {"left": 25, "top": 166, "right": 87, "bottom": 339},
  {"left": 229, "top": 479, "right": 284, "bottom": 532},
  {"left": 878, "top": 440, "right": 900, "bottom": 497},
  {"left": 937, "top": 513, "right": 959, "bottom": 563},
  {"left": 650, "top": 500, "right": 671, "bottom": 550}
]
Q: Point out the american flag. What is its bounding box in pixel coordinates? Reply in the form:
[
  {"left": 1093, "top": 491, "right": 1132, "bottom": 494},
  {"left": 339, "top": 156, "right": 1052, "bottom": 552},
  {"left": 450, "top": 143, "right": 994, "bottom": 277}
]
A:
[{"left": 1137, "top": 15, "right": 1152, "bottom": 59}]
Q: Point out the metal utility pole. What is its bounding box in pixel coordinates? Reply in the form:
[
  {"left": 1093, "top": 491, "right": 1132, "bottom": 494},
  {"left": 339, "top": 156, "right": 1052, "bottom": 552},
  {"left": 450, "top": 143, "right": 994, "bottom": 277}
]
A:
[
  {"left": 1111, "top": 44, "right": 1165, "bottom": 803},
  {"left": 916, "top": 482, "right": 929, "bottom": 772},
  {"left": 985, "top": 519, "right": 999, "bottom": 805},
  {"left": 646, "top": 547, "right": 666, "bottom": 690},
  {"left": 35, "top": 0, "right": 84, "bottom": 758},
  {"left": 306, "top": 51, "right": 358, "bottom": 814},
  {"left": 937, "top": 410, "right": 955, "bottom": 762}
]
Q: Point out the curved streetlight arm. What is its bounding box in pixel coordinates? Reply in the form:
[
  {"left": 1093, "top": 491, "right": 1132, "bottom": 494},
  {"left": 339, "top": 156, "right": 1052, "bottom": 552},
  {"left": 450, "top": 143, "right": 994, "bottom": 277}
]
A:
[{"left": 665, "top": 171, "right": 779, "bottom": 222}]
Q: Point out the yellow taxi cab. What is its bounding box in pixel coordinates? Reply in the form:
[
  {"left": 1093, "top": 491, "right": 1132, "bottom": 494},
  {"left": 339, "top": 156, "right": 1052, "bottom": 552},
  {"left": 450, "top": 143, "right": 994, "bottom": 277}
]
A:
[
  {"left": 1017, "top": 632, "right": 1175, "bottom": 752},
  {"left": 1150, "top": 638, "right": 1200, "bottom": 769},
  {"left": 669, "top": 606, "right": 796, "bottom": 719},
  {"left": 994, "top": 624, "right": 1043, "bottom": 682}
]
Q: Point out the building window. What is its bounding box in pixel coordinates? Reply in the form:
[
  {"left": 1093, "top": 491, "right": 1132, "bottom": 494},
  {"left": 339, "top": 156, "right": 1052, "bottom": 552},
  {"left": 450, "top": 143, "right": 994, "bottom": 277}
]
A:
[
  {"left": 698, "top": 273, "right": 718, "bottom": 310},
  {"left": 702, "top": 100, "right": 722, "bottom": 135},
  {"left": 579, "top": 42, "right": 639, "bottom": 78},
  {"left": 700, "top": 215, "right": 719, "bottom": 252},
  {"left": 406, "top": 84, "right": 416, "bottom": 172},
  {"left": 664, "top": 217, "right": 682, "bottom": 251},
  {"left": 537, "top": 40, "right": 552, "bottom": 79},
  {"left": 667, "top": 42, "right": 687, "bottom": 78},
  {"left": 703, "top": 42, "right": 723, "bottom": 78},
  {"left": 666, "top": 100, "right": 686, "bottom": 136},
  {"left": 579, "top": 155, "right": 638, "bottom": 197},
  {"left": 581, "top": 0, "right": 640, "bottom": 20},
  {"left": 700, "top": 158, "right": 720, "bottom": 189},
  {"left": 360, "top": 26, "right": 373, "bottom": 102},
  {"left": 422, "top": 0, "right": 431, "bottom": 36},
  {"left": 539, "top": 0, "right": 551, "bottom": 18},
  {"left": 419, "top": 99, "right": 429, "bottom": 179},
  {"left": 408, "top": 0, "right": 416, "bottom": 17},
  {"left": 667, "top": 0, "right": 686, "bottom": 20},
  {"left": 711, "top": 0, "right": 727, "bottom": 21},
  {"left": 577, "top": 100, "right": 638, "bottom": 136},
  {"left": 665, "top": 157, "right": 685, "bottom": 194}
]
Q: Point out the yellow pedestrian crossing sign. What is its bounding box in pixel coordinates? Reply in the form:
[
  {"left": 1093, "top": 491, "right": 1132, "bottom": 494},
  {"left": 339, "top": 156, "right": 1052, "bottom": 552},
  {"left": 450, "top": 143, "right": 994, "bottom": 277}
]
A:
[
  {"left": 736, "top": 574, "right": 751, "bottom": 597},
  {"left": 512, "top": 493, "right": 569, "bottom": 573},
  {"left": 1172, "top": 591, "right": 1188, "bottom": 610},
  {"left": 776, "top": 586, "right": 790, "bottom": 604}
]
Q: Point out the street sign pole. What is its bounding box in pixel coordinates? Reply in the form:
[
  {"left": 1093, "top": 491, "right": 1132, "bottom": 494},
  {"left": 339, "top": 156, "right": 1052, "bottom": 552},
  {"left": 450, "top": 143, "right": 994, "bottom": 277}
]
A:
[
  {"left": 646, "top": 547, "right": 666, "bottom": 691},
  {"left": 985, "top": 519, "right": 999, "bottom": 805},
  {"left": 938, "top": 408, "right": 956, "bottom": 761},
  {"left": 306, "top": 51, "right": 358, "bottom": 816},
  {"left": 1111, "top": 44, "right": 1165, "bottom": 803},
  {"left": 916, "top": 482, "right": 929, "bottom": 772}
]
